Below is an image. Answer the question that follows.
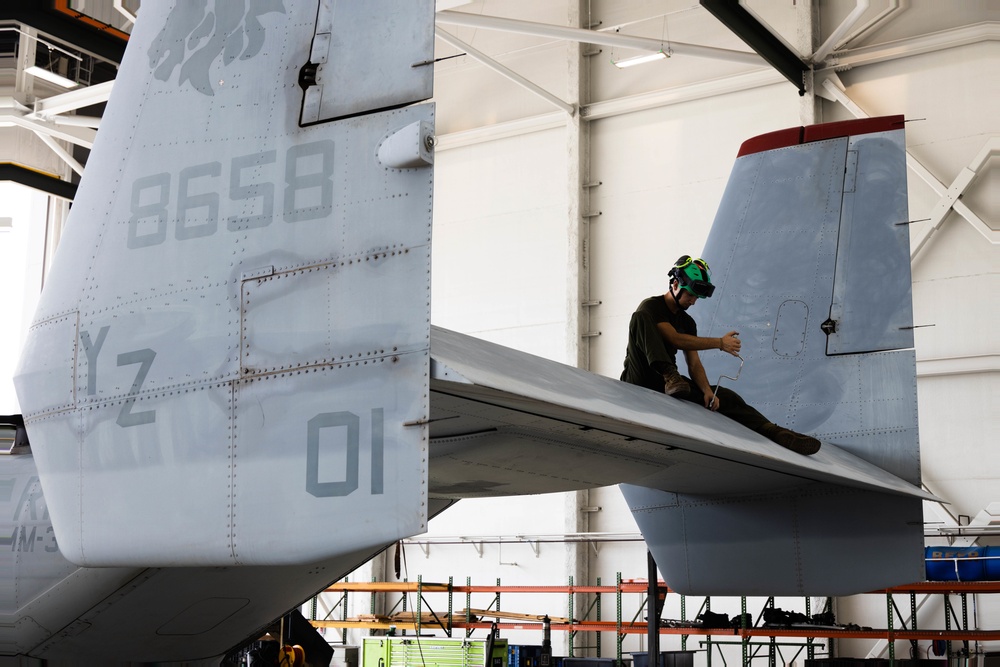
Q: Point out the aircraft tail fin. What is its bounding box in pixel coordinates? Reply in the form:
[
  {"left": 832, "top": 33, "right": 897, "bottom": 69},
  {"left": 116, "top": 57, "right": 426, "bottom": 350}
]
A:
[
  {"left": 623, "top": 116, "right": 925, "bottom": 595},
  {"left": 15, "top": 1, "right": 437, "bottom": 567}
]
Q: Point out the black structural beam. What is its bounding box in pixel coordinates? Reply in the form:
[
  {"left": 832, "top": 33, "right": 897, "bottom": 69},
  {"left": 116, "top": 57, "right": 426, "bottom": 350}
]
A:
[
  {"left": 700, "top": 0, "right": 807, "bottom": 95},
  {"left": 0, "top": 164, "right": 78, "bottom": 201},
  {"left": 647, "top": 551, "right": 661, "bottom": 667},
  {"left": 0, "top": 0, "right": 127, "bottom": 65}
]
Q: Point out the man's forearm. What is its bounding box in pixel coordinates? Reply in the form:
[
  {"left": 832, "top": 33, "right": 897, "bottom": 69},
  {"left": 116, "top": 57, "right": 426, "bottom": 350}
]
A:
[
  {"left": 685, "top": 352, "right": 714, "bottom": 396},
  {"left": 691, "top": 366, "right": 714, "bottom": 395},
  {"left": 657, "top": 324, "right": 725, "bottom": 352}
]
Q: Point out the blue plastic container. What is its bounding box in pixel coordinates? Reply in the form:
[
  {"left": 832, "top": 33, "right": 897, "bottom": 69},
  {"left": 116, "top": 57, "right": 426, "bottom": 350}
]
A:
[
  {"left": 986, "top": 545, "right": 1000, "bottom": 580},
  {"left": 925, "top": 546, "right": 1000, "bottom": 581}
]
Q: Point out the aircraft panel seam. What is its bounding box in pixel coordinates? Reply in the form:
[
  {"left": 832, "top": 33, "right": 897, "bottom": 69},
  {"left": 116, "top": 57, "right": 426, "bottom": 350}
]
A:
[
  {"left": 69, "top": 378, "right": 234, "bottom": 409},
  {"left": 76, "top": 406, "right": 84, "bottom": 564},
  {"left": 26, "top": 309, "right": 79, "bottom": 329},
  {"left": 70, "top": 312, "right": 79, "bottom": 415},
  {"left": 237, "top": 349, "right": 426, "bottom": 381},
  {"left": 78, "top": 280, "right": 230, "bottom": 310},
  {"left": 228, "top": 380, "right": 236, "bottom": 563},
  {"left": 813, "top": 426, "right": 914, "bottom": 437},
  {"left": 238, "top": 244, "right": 426, "bottom": 280},
  {"left": 36, "top": 356, "right": 430, "bottom": 411},
  {"left": 43, "top": 347, "right": 432, "bottom": 406},
  {"left": 21, "top": 405, "right": 75, "bottom": 421}
]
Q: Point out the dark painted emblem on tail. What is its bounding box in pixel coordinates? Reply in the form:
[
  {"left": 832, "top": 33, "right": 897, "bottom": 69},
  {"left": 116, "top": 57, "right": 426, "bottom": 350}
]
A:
[{"left": 148, "top": 0, "right": 286, "bottom": 96}]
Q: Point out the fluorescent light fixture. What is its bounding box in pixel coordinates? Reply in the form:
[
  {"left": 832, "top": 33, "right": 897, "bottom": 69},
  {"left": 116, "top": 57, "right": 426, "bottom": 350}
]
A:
[
  {"left": 25, "top": 65, "right": 78, "bottom": 89},
  {"left": 612, "top": 50, "right": 669, "bottom": 69}
]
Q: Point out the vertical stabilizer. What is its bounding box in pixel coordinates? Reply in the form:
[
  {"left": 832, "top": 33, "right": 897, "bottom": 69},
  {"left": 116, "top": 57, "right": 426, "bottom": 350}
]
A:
[
  {"left": 623, "top": 117, "right": 925, "bottom": 595},
  {"left": 15, "top": 1, "right": 436, "bottom": 567}
]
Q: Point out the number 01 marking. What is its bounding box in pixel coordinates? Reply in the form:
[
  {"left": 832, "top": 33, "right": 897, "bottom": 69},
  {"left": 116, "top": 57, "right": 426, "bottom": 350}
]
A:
[{"left": 306, "top": 408, "right": 384, "bottom": 498}]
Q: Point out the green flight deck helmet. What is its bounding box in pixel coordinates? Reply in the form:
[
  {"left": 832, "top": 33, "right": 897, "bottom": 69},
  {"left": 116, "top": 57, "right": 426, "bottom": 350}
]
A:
[{"left": 669, "top": 255, "right": 715, "bottom": 298}]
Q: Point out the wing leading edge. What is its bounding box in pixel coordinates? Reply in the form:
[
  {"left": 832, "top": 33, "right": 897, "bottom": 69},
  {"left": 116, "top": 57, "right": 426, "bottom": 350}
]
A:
[{"left": 428, "top": 326, "right": 932, "bottom": 502}]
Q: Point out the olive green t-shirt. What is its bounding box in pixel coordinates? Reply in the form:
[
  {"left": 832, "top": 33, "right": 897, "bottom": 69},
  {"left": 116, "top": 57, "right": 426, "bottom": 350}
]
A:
[{"left": 620, "top": 294, "right": 697, "bottom": 391}]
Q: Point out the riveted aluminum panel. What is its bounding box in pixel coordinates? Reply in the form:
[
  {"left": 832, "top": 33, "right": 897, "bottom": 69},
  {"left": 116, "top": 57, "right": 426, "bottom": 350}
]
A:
[
  {"left": 0, "top": 457, "right": 78, "bottom": 615},
  {"left": 300, "top": 0, "right": 434, "bottom": 124},
  {"left": 653, "top": 118, "right": 922, "bottom": 596},
  {"left": 76, "top": 385, "right": 235, "bottom": 566},
  {"left": 14, "top": 1, "right": 433, "bottom": 568},
  {"left": 241, "top": 248, "right": 430, "bottom": 375},
  {"left": 623, "top": 482, "right": 923, "bottom": 596},
  {"left": 699, "top": 131, "right": 917, "bottom": 463},
  {"left": 14, "top": 312, "right": 77, "bottom": 419},
  {"left": 9, "top": 414, "right": 82, "bottom": 562},
  {"left": 231, "top": 353, "right": 428, "bottom": 565},
  {"left": 828, "top": 130, "right": 913, "bottom": 354}
]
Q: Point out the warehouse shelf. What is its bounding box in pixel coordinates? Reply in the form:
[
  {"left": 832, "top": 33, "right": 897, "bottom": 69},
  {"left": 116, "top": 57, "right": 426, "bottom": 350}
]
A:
[{"left": 309, "top": 577, "right": 1000, "bottom": 667}]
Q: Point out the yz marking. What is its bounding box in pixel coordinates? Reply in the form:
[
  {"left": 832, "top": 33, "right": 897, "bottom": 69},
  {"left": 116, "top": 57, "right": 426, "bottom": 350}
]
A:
[
  {"left": 117, "top": 349, "right": 157, "bottom": 427},
  {"left": 80, "top": 327, "right": 157, "bottom": 428},
  {"left": 306, "top": 408, "right": 384, "bottom": 498},
  {"left": 80, "top": 325, "right": 109, "bottom": 395}
]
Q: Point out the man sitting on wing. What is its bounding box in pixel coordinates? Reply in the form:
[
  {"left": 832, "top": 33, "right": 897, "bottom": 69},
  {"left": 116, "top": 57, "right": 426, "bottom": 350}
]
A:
[{"left": 621, "top": 255, "right": 821, "bottom": 456}]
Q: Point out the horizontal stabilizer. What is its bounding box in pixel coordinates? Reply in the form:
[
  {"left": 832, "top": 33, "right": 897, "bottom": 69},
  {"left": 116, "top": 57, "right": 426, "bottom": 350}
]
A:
[{"left": 428, "top": 327, "right": 935, "bottom": 502}]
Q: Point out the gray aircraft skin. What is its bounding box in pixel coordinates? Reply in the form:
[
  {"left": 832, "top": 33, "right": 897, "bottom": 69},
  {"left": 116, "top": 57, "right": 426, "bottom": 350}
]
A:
[{"left": 3, "top": 1, "right": 928, "bottom": 664}]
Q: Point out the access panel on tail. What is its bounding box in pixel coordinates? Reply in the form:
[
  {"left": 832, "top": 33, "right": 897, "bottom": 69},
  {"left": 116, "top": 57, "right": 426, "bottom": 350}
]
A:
[
  {"left": 622, "top": 116, "right": 925, "bottom": 596},
  {"left": 14, "top": 0, "right": 435, "bottom": 568}
]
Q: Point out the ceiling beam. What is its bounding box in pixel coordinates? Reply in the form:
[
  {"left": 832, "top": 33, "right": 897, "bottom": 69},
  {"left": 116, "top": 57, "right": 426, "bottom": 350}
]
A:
[
  {"left": 0, "top": 163, "right": 76, "bottom": 200},
  {"left": 1, "top": 109, "right": 97, "bottom": 148},
  {"left": 435, "top": 28, "right": 575, "bottom": 116},
  {"left": 435, "top": 10, "right": 764, "bottom": 66},
  {"left": 32, "top": 80, "right": 114, "bottom": 117},
  {"left": 699, "top": 0, "right": 807, "bottom": 94}
]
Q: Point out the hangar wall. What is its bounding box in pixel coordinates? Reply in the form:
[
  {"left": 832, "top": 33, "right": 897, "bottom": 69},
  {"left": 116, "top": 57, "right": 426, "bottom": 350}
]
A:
[{"left": 334, "top": 0, "right": 1000, "bottom": 662}]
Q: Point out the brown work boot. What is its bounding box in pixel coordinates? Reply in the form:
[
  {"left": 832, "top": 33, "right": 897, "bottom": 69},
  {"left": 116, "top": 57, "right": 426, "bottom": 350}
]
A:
[
  {"left": 760, "top": 422, "right": 821, "bottom": 456},
  {"left": 662, "top": 370, "right": 690, "bottom": 398}
]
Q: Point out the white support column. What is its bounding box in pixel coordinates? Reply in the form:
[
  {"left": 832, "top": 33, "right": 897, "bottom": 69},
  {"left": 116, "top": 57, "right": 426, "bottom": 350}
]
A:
[
  {"left": 796, "top": 0, "right": 820, "bottom": 125},
  {"left": 565, "top": 3, "right": 589, "bottom": 371},
  {"left": 564, "top": 2, "right": 591, "bottom": 655}
]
